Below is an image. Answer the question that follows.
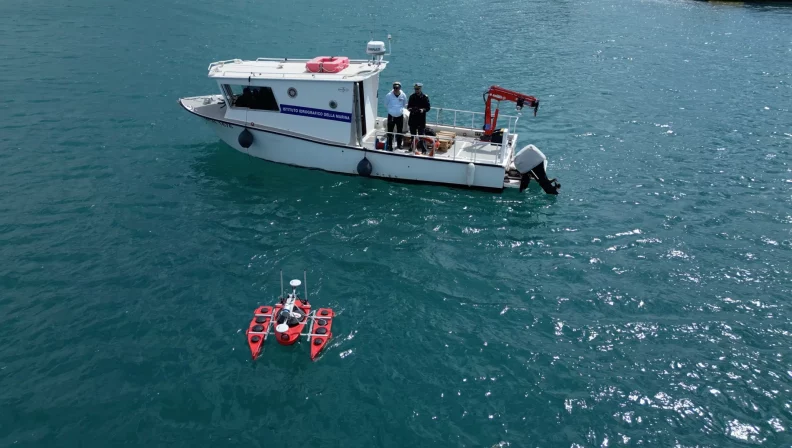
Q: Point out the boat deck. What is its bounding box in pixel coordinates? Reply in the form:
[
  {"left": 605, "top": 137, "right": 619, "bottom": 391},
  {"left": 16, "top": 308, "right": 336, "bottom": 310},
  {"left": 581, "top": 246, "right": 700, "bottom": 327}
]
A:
[
  {"left": 360, "top": 132, "right": 508, "bottom": 165},
  {"left": 365, "top": 118, "right": 514, "bottom": 166}
]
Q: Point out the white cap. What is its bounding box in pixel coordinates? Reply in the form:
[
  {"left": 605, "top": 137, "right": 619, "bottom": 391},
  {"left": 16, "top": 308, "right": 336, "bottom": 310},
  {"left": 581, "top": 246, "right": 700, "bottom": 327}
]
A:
[{"left": 276, "top": 324, "right": 289, "bottom": 333}]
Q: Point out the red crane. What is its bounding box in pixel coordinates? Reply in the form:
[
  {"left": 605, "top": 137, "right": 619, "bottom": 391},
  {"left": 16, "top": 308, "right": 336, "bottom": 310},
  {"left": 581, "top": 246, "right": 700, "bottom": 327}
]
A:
[{"left": 482, "top": 85, "right": 540, "bottom": 136}]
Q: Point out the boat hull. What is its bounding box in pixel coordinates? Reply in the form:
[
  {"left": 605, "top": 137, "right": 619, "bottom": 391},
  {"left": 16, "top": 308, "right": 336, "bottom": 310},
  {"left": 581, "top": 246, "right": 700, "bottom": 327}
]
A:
[{"left": 186, "top": 104, "right": 508, "bottom": 191}]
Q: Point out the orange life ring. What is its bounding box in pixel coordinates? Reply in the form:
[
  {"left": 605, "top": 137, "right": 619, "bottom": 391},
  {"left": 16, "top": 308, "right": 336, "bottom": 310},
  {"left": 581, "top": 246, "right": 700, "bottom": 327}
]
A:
[{"left": 305, "top": 56, "right": 350, "bottom": 73}]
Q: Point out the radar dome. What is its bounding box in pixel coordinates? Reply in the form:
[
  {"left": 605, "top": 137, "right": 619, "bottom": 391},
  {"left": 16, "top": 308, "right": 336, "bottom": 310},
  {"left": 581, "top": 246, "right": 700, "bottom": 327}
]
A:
[{"left": 366, "top": 41, "right": 386, "bottom": 56}]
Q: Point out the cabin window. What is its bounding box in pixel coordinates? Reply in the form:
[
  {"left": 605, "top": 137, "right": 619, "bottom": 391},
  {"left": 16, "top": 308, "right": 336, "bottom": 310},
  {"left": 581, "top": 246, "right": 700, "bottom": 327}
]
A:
[{"left": 223, "top": 85, "right": 279, "bottom": 111}]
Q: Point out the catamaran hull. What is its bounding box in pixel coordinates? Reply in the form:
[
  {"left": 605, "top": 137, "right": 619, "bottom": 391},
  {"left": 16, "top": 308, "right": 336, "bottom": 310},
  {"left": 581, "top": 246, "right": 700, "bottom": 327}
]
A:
[{"left": 197, "top": 116, "right": 509, "bottom": 192}]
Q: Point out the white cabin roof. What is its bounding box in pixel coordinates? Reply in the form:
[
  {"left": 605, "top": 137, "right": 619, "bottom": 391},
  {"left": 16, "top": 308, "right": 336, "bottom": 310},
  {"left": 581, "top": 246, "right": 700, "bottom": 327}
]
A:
[{"left": 207, "top": 58, "right": 387, "bottom": 82}]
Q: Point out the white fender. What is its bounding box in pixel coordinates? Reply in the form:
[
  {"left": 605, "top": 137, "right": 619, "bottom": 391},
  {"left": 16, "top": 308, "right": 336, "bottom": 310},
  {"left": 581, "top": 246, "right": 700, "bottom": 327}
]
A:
[
  {"left": 513, "top": 144, "right": 547, "bottom": 174},
  {"left": 466, "top": 162, "right": 475, "bottom": 186}
]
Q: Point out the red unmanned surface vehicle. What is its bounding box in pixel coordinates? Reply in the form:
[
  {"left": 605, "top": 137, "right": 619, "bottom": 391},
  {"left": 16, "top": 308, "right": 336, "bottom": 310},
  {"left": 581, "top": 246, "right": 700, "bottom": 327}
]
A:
[{"left": 246, "top": 271, "right": 335, "bottom": 361}]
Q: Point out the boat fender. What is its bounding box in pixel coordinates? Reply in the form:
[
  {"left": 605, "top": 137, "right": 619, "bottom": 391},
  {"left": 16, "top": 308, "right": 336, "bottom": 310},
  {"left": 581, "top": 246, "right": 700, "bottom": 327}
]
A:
[
  {"left": 357, "top": 156, "right": 372, "bottom": 177},
  {"left": 316, "top": 327, "right": 328, "bottom": 335},
  {"left": 251, "top": 335, "right": 261, "bottom": 343},
  {"left": 313, "top": 338, "right": 323, "bottom": 346},
  {"left": 238, "top": 128, "right": 254, "bottom": 149},
  {"left": 466, "top": 162, "right": 475, "bottom": 186}
]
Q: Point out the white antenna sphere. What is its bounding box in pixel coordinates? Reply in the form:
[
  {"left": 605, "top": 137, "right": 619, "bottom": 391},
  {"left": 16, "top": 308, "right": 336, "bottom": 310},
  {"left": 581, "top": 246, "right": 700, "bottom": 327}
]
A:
[{"left": 366, "top": 41, "right": 386, "bottom": 56}]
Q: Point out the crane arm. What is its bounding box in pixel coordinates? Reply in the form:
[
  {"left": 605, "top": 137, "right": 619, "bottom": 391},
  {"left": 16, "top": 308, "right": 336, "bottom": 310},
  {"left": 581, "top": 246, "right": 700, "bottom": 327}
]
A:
[{"left": 482, "top": 85, "right": 540, "bottom": 136}]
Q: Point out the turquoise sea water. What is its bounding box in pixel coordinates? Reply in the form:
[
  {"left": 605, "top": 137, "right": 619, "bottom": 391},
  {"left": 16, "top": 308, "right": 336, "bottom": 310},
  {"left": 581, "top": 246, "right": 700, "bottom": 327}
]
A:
[{"left": 1, "top": 0, "right": 791, "bottom": 446}]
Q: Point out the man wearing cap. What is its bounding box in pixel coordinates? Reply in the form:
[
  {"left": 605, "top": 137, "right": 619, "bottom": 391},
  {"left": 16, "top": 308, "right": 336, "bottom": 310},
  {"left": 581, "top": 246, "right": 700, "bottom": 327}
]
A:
[
  {"left": 407, "top": 83, "right": 431, "bottom": 153},
  {"left": 384, "top": 81, "right": 407, "bottom": 151}
]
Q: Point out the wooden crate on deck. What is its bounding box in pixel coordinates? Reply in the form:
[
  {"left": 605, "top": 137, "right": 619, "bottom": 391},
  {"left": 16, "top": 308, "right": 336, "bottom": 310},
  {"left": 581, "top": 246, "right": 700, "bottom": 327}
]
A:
[{"left": 436, "top": 131, "right": 456, "bottom": 153}]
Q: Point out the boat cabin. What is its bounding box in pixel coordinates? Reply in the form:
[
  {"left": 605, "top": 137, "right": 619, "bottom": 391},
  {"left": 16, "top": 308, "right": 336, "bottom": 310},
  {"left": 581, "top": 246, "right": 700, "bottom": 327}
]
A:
[{"left": 208, "top": 57, "right": 385, "bottom": 146}]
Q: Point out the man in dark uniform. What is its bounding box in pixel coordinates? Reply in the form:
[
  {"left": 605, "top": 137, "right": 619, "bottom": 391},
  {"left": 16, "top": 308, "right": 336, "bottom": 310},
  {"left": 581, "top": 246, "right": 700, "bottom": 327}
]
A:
[{"left": 407, "top": 82, "right": 431, "bottom": 153}]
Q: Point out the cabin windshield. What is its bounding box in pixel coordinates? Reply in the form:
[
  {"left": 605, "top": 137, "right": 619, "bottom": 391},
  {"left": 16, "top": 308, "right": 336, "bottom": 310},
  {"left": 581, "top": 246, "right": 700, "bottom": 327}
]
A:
[{"left": 223, "top": 84, "right": 279, "bottom": 111}]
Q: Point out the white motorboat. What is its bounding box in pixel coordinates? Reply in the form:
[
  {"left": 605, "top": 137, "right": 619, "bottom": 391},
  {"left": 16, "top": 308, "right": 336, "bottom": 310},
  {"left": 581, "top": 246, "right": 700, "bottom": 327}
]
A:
[{"left": 178, "top": 37, "right": 560, "bottom": 194}]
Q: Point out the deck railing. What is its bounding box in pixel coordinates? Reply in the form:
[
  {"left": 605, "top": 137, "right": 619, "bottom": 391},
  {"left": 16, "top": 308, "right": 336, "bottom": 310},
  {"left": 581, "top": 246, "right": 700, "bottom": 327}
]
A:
[
  {"left": 373, "top": 130, "right": 447, "bottom": 159},
  {"left": 371, "top": 130, "right": 511, "bottom": 165},
  {"left": 207, "top": 59, "right": 243, "bottom": 71},
  {"left": 426, "top": 108, "right": 521, "bottom": 135}
]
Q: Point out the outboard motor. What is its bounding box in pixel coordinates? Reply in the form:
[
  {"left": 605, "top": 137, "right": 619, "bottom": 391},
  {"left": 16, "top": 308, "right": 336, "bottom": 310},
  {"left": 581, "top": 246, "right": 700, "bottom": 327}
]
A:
[{"left": 513, "top": 145, "right": 561, "bottom": 195}]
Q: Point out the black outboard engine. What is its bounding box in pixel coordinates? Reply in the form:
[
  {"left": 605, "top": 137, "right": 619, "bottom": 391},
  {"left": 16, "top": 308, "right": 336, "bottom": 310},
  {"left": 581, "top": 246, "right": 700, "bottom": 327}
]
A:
[
  {"left": 513, "top": 144, "right": 561, "bottom": 195},
  {"left": 288, "top": 308, "right": 304, "bottom": 326},
  {"left": 277, "top": 307, "right": 303, "bottom": 327},
  {"left": 277, "top": 308, "right": 290, "bottom": 325}
]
